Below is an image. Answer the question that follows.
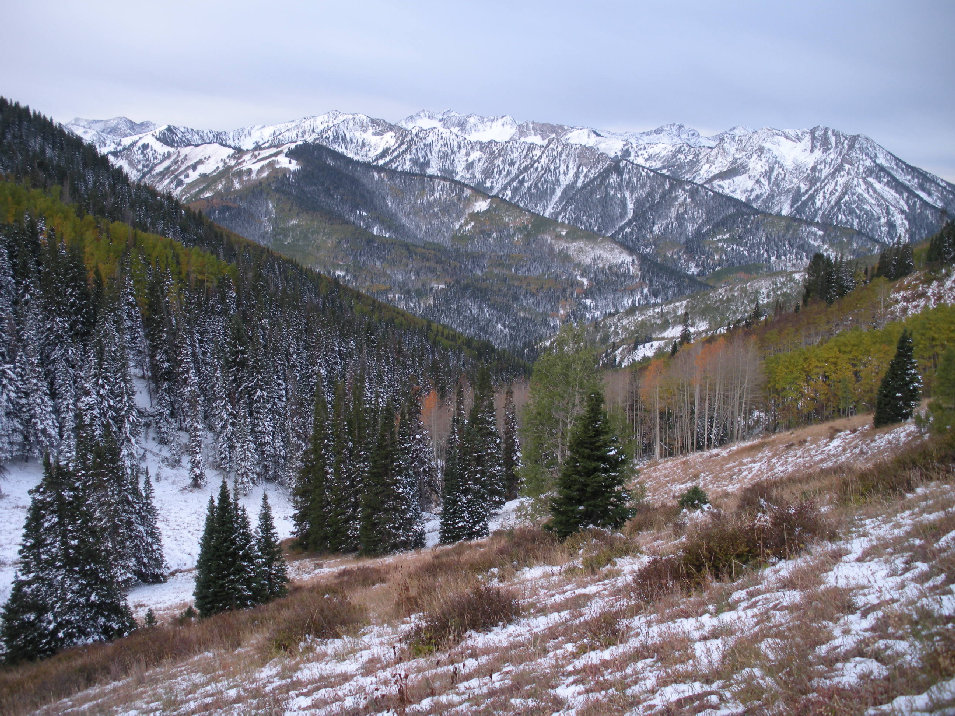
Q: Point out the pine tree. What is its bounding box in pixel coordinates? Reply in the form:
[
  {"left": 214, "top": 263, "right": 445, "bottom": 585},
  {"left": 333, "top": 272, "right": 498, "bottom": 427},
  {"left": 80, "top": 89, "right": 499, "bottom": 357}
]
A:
[
  {"left": 439, "top": 383, "right": 466, "bottom": 544},
  {"left": 874, "top": 330, "right": 922, "bottom": 427},
  {"left": 193, "top": 495, "right": 219, "bottom": 618},
  {"left": 359, "top": 403, "right": 424, "bottom": 555},
  {"left": 926, "top": 221, "right": 955, "bottom": 266},
  {"left": 1, "top": 456, "right": 134, "bottom": 662},
  {"left": 132, "top": 469, "right": 167, "bottom": 584},
  {"left": 464, "top": 366, "right": 505, "bottom": 511},
  {"left": 193, "top": 480, "right": 259, "bottom": 616},
  {"left": 394, "top": 394, "right": 427, "bottom": 550},
  {"left": 502, "top": 384, "right": 521, "bottom": 501},
  {"left": 255, "top": 493, "right": 288, "bottom": 601},
  {"left": 293, "top": 378, "right": 331, "bottom": 551},
  {"left": 679, "top": 311, "right": 692, "bottom": 346},
  {"left": 548, "top": 392, "right": 632, "bottom": 540},
  {"left": 229, "top": 488, "right": 260, "bottom": 609}
]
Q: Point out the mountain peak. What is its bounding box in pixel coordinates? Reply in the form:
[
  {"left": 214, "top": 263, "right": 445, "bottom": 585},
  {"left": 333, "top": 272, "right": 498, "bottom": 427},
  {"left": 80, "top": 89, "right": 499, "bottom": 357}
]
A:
[
  {"left": 68, "top": 116, "right": 157, "bottom": 144},
  {"left": 399, "top": 110, "right": 519, "bottom": 143}
]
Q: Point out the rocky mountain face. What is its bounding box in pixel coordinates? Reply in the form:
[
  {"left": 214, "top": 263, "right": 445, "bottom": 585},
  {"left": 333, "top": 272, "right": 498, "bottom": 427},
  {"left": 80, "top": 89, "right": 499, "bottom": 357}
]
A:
[
  {"left": 194, "top": 142, "right": 703, "bottom": 350},
  {"left": 67, "top": 110, "right": 955, "bottom": 349}
]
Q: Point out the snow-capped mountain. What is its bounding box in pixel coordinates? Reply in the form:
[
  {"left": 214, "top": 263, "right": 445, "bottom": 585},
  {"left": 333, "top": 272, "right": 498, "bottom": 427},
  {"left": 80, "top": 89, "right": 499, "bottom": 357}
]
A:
[{"left": 66, "top": 110, "right": 955, "bottom": 348}]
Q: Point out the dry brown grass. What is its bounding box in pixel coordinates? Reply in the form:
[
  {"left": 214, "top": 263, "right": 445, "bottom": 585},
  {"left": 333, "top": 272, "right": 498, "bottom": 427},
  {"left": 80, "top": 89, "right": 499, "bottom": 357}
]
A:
[{"left": 4, "top": 419, "right": 953, "bottom": 715}]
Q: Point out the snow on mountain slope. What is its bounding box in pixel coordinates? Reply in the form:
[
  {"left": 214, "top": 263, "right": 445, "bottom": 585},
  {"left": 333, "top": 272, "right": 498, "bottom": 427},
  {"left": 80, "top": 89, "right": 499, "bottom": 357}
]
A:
[{"left": 66, "top": 111, "right": 952, "bottom": 280}]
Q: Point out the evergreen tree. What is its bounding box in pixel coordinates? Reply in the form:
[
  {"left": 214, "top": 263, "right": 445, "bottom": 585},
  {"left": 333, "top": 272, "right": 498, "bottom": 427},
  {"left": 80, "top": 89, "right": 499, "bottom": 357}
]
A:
[
  {"left": 293, "top": 378, "right": 331, "bottom": 551},
  {"left": 229, "top": 488, "right": 260, "bottom": 609},
  {"left": 1, "top": 456, "right": 134, "bottom": 662},
  {"left": 359, "top": 406, "right": 401, "bottom": 556},
  {"left": 132, "top": 469, "right": 167, "bottom": 584},
  {"left": 679, "top": 311, "right": 692, "bottom": 346},
  {"left": 193, "top": 495, "right": 219, "bottom": 618},
  {"left": 874, "top": 330, "right": 922, "bottom": 427},
  {"left": 926, "top": 221, "right": 955, "bottom": 266},
  {"left": 547, "top": 392, "right": 632, "bottom": 540},
  {"left": 519, "top": 324, "right": 601, "bottom": 497},
  {"left": 394, "top": 393, "right": 427, "bottom": 550},
  {"left": 255, "top": 493, "right": 288, "bottom": 601},
  {"left": 193, "top": 480, "right": 258, "bottom": 616},
  {"left": 463, "top": 366, "right": 505, "bottom": 510},
  {"left": 502, "top": 384, "right": 521, "bottom": 501},
  {"left": 439, "top": 383, "right": 466, "bottom": 544}
]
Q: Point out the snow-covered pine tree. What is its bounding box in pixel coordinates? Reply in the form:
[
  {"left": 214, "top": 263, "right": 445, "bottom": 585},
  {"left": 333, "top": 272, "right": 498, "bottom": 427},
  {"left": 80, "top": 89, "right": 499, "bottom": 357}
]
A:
[
  {"left": 73, "top": 420, "right": 139, "bottom": 586},
  {"left": 231, "top": 409, "right": 257, "bottom": 496},
  {"left": 192, "top": 495, "right": 219, "bottom": 618},
  {"left": 177, "top": 330, "right": 206, "bottom": 488},
  {"left": 0, "top": 241, "right": 20, "bottom": 461},
  {"left": 132, "top": 468, "right": 167, "bottom": 584},
  {"left": 394, "top": 393, "right": 427, "bottom": 550},
  {"left": 1, "top": 455, "right": 134, "bottom": 663},
  {"left": 230, "top": 487, "right": 260, "bottom": 609},
  {"left": 294, "top": 378, "right": 331, "bottom": 551},
  {"left": 502, "top": 383, "right": 522, "bottom": 501},
  {"left": 439, "top": 383, "right": 467, "bottom": 544},
  {"left": 548, "top": 391, "right": 632, "bottom": 540},
  {"left": 255, "top": 492, "right": 288, "bottom": 601},
  {"left": 359, "top": 404, "right": 405, "bottom": 556},
  {"left": 464, "top": 366, "right": 505, "bottom": 511},
  {"left": 12, "top": 292, "right": 58, "bottom": 459},
  {"left": 874, "top": 329, "right": 922, "bottom": 427}
]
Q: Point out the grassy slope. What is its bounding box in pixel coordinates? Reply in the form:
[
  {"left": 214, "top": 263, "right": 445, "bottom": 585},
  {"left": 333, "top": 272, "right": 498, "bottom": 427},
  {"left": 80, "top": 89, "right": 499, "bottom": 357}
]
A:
[{"left": 3, "top": 415, "right": 953, "bottom": 715}]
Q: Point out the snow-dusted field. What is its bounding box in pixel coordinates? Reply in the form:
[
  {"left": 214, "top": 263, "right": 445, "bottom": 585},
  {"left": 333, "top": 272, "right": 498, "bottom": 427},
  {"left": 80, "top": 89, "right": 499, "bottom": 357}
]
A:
[{"left": 36, "top": 435, "right": 955, "bottom": 714}]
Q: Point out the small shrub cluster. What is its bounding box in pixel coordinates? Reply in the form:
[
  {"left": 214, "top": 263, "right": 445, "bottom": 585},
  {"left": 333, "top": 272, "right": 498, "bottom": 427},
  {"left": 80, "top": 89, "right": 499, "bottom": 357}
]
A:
[
  {"left": 392, "top": 527, "right": 559, "bottom": 618},
  {"left": 840, "top": 430, "right": 955, "bottom": 503},
  {"left": 564, "top": 529, "right": 639, "bottom": 573},
  {"left": 267, "top": 589, "right": 365, "bottom": 653},
  {"left": 633, "top": 491, "right": 829, "bottom": 600},
  {"left": 406, "top": 584, "right": 520, "bottom": 655},
  {"left": 678, "top": 485, "right": 710, "bottom": 510}
]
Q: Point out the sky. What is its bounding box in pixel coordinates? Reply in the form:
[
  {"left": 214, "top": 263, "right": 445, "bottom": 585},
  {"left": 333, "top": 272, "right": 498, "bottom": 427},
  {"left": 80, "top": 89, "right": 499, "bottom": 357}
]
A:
[{"left": 2, "top": 0, "right": 954, "bottom": 181}]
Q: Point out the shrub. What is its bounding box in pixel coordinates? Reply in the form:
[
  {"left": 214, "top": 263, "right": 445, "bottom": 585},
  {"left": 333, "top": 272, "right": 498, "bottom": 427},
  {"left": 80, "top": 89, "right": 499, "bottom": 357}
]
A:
[
  {"left": 406, "top": 585, "right": 520, "bottom": 655},
  {"left": 678, "top": 485, "right": 710, "bottom": 510},
  {"left": 267, "top": 589, "right": 365, "bottom": 653},
  {"left": 633, "top": 497, "right": 828, "bottom": 601}
]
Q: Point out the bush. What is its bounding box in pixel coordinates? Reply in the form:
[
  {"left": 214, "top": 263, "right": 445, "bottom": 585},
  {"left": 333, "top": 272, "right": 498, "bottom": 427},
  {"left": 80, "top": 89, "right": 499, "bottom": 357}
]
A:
[
  {"left": 267, "top": 589, "right": 365, "bottom": 653},
  {"left": 406, "top": 585, "right": 520, "bottom": 655},
  {"left": 677, "top": 485, "right": 710, "bottom": 510},
  {"left": 633, "top": 496, "right": 828, "bottom": 601}
]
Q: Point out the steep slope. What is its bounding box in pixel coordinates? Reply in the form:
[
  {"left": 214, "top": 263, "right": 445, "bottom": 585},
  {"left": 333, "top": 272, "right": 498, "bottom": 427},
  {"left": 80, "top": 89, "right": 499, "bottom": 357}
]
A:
[
  {"left": 70, "top": 111, "right": 888, "bottom": 281},
  {"left": 627, "top": 124, "right": 955, "bottom": 246},
  {"left": 194, "top": 142, "right": 704, "bottom": 350}
]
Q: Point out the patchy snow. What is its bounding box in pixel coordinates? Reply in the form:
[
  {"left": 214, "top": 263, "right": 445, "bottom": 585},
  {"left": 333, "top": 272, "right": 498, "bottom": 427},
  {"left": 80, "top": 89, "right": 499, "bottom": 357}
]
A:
[{"left": 639, "top": 416, "right": 925, "bottom": 502}]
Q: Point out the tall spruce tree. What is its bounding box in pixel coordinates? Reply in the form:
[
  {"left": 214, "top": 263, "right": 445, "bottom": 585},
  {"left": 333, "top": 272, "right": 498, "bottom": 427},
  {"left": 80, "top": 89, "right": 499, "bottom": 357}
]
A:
[
  {"left": 293, "top": 378, "right": 331, "bottom": 551},
  {"left": 132, "top": 469, "right": 167, "bottom": 583},
  {"left": 463, "top": 366, "right": 505, "bottom": 511},
  {"left": 255, "top": 493, "right": 288, "bottom": 601},
  {"left": 1, "top": 456, "right": 134, "bottom": 662},
  {"left": 439, "top": 383, "right": 467, "bottom": 544},
  {"left": 502, "top": 383, "right": 521, "bottom": 501},
  {"left": 548, "top": 392, "right": 632, "bottom": 540},
  {"left": 874, "top": 329, "right": 922, "bottom": 427}
]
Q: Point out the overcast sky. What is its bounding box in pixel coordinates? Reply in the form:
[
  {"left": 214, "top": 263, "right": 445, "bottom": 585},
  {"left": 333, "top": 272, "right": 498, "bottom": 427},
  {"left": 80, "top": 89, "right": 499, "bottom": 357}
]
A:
[{"left": 2, "top": 0, "right": 953, "bottom": 180}]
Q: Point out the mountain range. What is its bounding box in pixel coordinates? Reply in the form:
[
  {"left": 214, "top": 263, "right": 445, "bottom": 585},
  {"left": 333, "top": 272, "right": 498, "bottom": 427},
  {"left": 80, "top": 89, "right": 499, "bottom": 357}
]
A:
[{"left": 68, "top": 111, "right": 955, "bottom": 349}]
